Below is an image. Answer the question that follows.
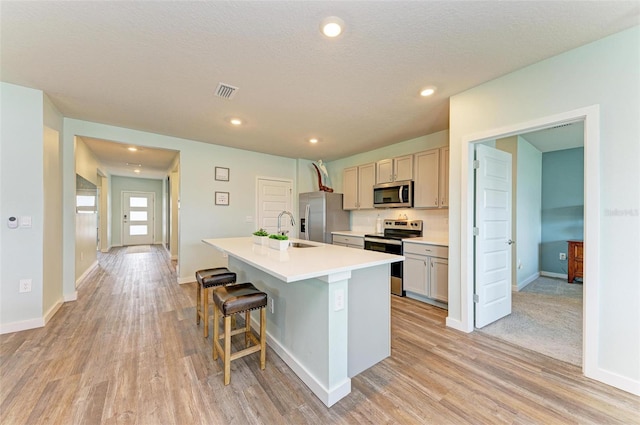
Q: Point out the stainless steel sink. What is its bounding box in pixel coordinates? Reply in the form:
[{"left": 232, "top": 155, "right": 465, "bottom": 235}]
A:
[{"left": 289, "top": 242, "right": 317, "bottom": 248}]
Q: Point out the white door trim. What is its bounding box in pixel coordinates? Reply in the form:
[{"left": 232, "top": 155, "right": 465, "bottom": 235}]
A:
[{"left": 458, "top": 105, "right": 600, "bottom": 379}]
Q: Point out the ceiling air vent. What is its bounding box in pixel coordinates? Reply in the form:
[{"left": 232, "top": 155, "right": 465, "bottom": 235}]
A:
[
  {"left": 550, "top": 123, "right": 574, "bottom": 129},
  {"left": 214, "top": 83, "right": 239, "bottom": 100}
]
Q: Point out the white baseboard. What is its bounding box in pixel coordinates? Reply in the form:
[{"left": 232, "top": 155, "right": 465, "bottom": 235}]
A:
[
  {"left": 446, "top": 316, "right": 471, "bottom": 333},
  {"left": 540, "top": 271, "right": 567, "bottom": 279},
  {"left": 43, "top": 299, "right": 63, "bottom": 324},
  {"left": 587, "top": 365, "right": 640, "bottom": 396},
  {"left": 0, "top": 317, "right": 44, "bottom": 335},
  {"left": 177, "top": 276, "right": 193, "bottom": 284},
  {"left": 250, "top": 316, "right": 351, "bottom": 407},
  {"left": 516, "top": 272, "right": 540, "bottom": 291},
  {"left": 76, "top": 260, "right": 98, "bottom": 289},
  {"left": 64, "top": 291, "right": 78, "bottom": 302}
]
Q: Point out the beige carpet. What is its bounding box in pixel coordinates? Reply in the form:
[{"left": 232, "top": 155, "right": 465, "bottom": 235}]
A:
[{"left": 477, "top": 276, "right": 583, "bottom": 366}]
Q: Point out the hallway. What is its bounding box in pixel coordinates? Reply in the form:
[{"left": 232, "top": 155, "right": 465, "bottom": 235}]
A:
[{"left": 1, "top": 246, "right": 637, "bottom": 424}]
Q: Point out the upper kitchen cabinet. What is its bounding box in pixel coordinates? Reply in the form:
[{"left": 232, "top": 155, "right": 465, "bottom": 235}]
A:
[
  {"left": 414, "top": 147, "right": 448, "bottom": 208},
  {"left": 343, "top": 163, "right": 375, "bottom": 210},
  {"left": 375, "top": 154, "right": 413, "bottom": 184}
]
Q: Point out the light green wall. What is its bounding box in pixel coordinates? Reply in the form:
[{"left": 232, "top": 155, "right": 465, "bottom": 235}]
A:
[
  {"left": 0, "top": 82, "right": 44, "bottom": 328},
  {"left": 110, "top": 176, "right": 164, "bottom": 246},
  {"left": 515, "top": 137, "right": 542, "bottom": 285},
  {"left": 449, "top": 26, "right": 639, "bottom": 386}
]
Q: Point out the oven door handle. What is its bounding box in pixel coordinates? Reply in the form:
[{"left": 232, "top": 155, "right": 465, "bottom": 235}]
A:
[{"left": 364, "top": 237, "right": 402, "bottom": 246}]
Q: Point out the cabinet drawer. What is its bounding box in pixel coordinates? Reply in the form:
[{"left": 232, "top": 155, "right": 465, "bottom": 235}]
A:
[
  {"left": 403, "top": 242, "right": 448, "bottom": 258},
  {"left": 332, "top": 235, "right": 364, "bottom": 248}
]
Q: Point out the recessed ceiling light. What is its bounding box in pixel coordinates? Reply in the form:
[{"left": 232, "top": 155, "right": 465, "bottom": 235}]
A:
[
  {"left": 320, "top": 16, "right": 345, "bottom": 38},
  {"left": 134, "top": 169, "right": 141, "bottom": 174},
  {"left": 230, "top": 118, "right": 242, "bottom": 126},
  {"left": 128, "top": 147, "right": 138, "bottom": 152},
  {"left": 420, "top": 87, "right": 436, "bottom": 97},
  {"left": 309, "top": 138, "right": 319, "bottom": 144}
]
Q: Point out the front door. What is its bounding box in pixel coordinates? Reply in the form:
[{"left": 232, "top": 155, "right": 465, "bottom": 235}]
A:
[
  {"left": 474, "top": 144, "right": 513, "bottom": 328},
  {"left": 123, "top": 191, "right": 155, "bottom": 246}
]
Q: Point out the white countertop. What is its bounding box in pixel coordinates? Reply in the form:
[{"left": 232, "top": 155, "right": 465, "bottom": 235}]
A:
[
  {"left": 331, "top": 230, "right": 366, "bottom": 237},
  {"left": 403, "top": 236, "right": 449, "bottom": 247},
  {"left": 203, "top": 237, "right": 403, "bottom": 283}
]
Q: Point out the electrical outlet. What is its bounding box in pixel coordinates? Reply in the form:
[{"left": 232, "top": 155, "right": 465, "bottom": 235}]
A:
[
  {"left": 269, "top": 297, "right": 275, "bottom": 314},
  {"left": 19, "top": 279, "right": 32, "bottom": 293},
  {"left": 559, "top": 252, "right": 567, "bottom": 260},
  {"left": 334, "top": 289, "right": 345, "bottom": 311}
]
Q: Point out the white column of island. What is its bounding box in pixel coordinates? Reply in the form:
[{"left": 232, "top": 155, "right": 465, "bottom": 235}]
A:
[{"left": 202, "top": 237, "right": 403, "bottom": 407}]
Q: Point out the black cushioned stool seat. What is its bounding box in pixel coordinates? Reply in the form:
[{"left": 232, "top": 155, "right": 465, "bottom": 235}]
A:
[
  {"left": 212, "top": 283, "right": 267, "bottom": 385},
  {"left": 195, "top": 268, "right": 237, "bottom": 338}
]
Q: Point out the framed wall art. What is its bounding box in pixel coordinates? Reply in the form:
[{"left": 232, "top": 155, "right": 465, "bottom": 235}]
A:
[
  {"left": 215, "top": 191, "right": 230, "bottom": 206},
  {"left": 215, "top": 166, "right": 230, "bottom": 181}
]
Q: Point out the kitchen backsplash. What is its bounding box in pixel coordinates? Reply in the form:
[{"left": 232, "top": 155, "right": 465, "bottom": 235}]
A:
[{"left": 350, "top": 208, "right": 449, "bottom": 240}]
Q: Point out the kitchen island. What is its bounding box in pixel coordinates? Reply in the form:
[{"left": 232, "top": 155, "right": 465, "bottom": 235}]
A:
[{"left": 202, "top": 237, "right": 403, "bottom": 407}]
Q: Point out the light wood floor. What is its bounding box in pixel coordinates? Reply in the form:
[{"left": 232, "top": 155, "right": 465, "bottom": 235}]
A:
[{"left": 1, "top": 246, "right": 638, "bottom": 424}]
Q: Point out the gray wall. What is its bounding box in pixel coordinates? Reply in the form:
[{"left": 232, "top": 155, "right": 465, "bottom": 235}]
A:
[{"left": 541, "top": 148, "right": 584, "bottom": 274}]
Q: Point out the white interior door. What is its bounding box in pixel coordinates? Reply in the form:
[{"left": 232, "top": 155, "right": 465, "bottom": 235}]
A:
[
  {"left": 474, "top": 144, "right": 513, "bottom": 328},
  {"left": 123, "top": 191, "right": 155, "bottom": 246},
  {"left": 257, "top": 179, "right": 293, "bottom": 236}
]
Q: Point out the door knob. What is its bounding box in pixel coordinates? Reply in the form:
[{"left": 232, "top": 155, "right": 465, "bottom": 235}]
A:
[{"left": 507, "top": 239, "right": 515, "bottom": 245}]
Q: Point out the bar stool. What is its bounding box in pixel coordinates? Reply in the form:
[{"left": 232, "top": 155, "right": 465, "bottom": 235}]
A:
[
  {"left": 212, "top": 282, "right": 267, "bottom": 385},
  {"left": 195, "top": 268, "right": 237, "bottom": 338}
]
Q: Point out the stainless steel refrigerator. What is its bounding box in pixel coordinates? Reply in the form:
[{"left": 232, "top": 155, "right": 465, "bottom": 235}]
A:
[{"left": 299, "top": 192, "right": 350, "bottom": 243}]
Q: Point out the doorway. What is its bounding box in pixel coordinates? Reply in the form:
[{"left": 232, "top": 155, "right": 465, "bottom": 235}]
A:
[
  {"left": 475, "top": 128, "right": 584, "bottom": 365},
  {"left": 463, "top": 105, "right": 600, "bottom": 376}
]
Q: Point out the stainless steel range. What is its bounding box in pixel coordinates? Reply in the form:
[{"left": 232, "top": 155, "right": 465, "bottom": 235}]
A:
[{"left": 364, "top": 219, "right": 423, "bottom": 296}]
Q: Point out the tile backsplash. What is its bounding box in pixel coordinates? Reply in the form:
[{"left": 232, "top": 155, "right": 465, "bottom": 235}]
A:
[{"left": 350, "top": 208, "right": 449, "bottom": 240}]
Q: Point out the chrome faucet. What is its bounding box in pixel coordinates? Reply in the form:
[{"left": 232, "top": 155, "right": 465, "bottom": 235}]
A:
[{"left": 277, "top": 211, "right": 295, "bottom": 236}]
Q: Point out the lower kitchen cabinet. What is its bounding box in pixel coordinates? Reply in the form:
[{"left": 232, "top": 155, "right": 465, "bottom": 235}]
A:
[
  {"left": 429, "top": 257, "right": 448, "bottom": 302},
  {"left": 403, "top": 242, "right": 448, "bottom": 305},
  {"left": 332, "top": 234, "right": 364, "bottom": 249}
]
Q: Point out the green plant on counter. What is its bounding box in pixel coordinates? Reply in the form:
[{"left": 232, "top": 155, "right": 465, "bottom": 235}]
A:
[
  {"left": 269, "top": 233, "right": 289, "bottom": 240},
  {"left": 252, "top": 228, "right": 269, "bottom": 236}
]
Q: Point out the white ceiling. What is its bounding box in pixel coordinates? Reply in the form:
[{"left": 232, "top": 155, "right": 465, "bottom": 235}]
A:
[
  {"left": 79, "top": 136, "right": 178, "bottom": 179},
  {"left": 2, "top": 1, "right": 638, "bottom": 176},
  {"left": 521, "top": 121, "right": 585, "bottom": 153}
]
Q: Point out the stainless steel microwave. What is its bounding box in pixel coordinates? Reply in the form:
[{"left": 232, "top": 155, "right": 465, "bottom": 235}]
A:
[{"left": 373, "top": 180, "right": 414, "bottom": 208}]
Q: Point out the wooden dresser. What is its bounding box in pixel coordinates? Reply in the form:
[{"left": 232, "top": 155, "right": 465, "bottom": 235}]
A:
[{"left": 568, "top": 240, "right": 583, "bottom": 283}]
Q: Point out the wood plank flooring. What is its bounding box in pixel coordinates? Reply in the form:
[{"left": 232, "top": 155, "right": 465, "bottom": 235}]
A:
[{"left": 1, "top": 245, "right": 638, "bottom": 424}]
